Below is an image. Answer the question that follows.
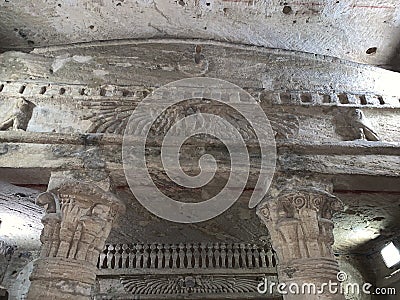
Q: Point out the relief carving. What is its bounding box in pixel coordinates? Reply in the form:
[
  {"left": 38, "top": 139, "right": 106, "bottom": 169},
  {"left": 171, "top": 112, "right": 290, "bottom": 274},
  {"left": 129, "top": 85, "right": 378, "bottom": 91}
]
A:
[
  {"left": 257, "top": 188, "right": 343, "bottom": 263},
  {"left": 0, "top": 97, "right": 35, "bottom": 131},
  {"left": 334, "top": 108, "right": 380, "bottom": 141},
  {"left": 27, "top": 180, "right": 125, "bottom": 300},
  {"left": 120, "top": 274, "right": 270, "bottom": 295},
  {"left": 35, "top": 181, "right": 125, "bottom": 265},
  {"left": 81, "top": 98, "right": 299, "bottom": 139}
]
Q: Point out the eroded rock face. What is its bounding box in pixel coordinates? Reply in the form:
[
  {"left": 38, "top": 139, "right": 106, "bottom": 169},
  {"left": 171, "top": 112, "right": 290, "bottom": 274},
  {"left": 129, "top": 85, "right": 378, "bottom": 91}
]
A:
[
  {"left": 0, "top": 182, "right": 43, "bottom": 299},
  {"left": 1, "top": 1, "right": 400, "bottom": 70}
]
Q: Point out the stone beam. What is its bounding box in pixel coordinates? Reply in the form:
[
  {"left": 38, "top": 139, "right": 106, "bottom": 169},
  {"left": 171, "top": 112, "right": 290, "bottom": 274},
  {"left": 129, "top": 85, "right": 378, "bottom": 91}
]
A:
[{"left": 0, "top": 137, "right": 399, "bottom": 185}]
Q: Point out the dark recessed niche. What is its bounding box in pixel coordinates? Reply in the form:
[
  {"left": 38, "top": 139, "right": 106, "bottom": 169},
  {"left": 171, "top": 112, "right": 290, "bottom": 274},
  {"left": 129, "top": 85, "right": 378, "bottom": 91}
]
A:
[
  {"left": 359, "top": 95, "right": 367, "bottom": 105},
  {"left": 338, "top": 93, "right": 349, "bottom": 104},
  {"left": 300, "top": 93, "right": 312, "bottom": 103},
  {"left": 282, "top": 5, "right": 292, "bottom": 14},
  {"left": 19, "top": 85, "right": 26, "bottom": 94},
  {"left": 366, "top": 47, "right": 377, "bottom": 55},
  {"left": 59, "top": 88, "right": 66, "bottom": 95}
]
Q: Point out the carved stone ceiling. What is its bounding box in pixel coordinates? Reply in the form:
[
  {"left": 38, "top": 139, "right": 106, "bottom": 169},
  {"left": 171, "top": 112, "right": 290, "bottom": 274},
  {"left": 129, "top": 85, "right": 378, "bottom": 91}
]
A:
[
  {"left": 1, "top": 0, "right": 400, "bottom": 70},
  {"left": 0, "top": 39, "right": 399, "bottom": 256}
]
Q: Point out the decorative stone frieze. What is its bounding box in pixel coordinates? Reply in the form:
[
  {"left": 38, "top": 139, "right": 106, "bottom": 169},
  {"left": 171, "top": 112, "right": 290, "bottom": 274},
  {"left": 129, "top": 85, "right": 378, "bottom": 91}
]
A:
[
  {"left": 120, "top": 274, "right": 273, "bottom": 295},
  {"left": 257, "top": 188, "right": 345, "bottom": 300},
  {"left": 27, "top": 179, "right": 125, "bottom": 300}
]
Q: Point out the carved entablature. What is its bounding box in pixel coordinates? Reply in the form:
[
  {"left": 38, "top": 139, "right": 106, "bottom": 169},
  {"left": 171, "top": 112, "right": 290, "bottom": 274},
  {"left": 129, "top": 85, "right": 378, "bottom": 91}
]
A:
[
  {"left": 257, "top": 188, "right": 343, "bottom": 264},
  {"left": 36, "top": 181, "right": 125, "bottom": 265}
]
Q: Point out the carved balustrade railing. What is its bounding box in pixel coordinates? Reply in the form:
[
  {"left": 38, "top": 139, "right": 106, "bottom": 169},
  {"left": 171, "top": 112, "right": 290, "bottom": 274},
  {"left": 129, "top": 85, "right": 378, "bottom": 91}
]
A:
[
  {"left": 95, "top": 242, "right": 279, "bottom": 299},
  {"left": 97, "top": 242, "right": 278, "bottom": 274}
]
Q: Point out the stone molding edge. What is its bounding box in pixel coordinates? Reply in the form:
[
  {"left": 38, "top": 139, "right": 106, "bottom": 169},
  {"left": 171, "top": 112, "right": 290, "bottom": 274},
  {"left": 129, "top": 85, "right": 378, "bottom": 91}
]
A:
[
  {"left": 0, "top": 131, "right": 399, "bottom": 155},
  {"left": 1, "top": 81, "right": 399, "bottom": 107}
]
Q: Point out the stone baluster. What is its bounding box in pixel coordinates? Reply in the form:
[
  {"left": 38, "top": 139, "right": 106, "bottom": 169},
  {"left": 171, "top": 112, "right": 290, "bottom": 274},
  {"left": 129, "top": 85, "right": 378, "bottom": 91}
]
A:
[
  {"left": 121, "top": 244, "right": 128, "bottom": 268},
  {"left": 171, "top": 244, "right": 178, "bottom": 268},
  {"left": 115, "top": 244, "right": 121, "bottom": 268},
  {"left": 226, "top": 244, "right": 233, "bottom": 268},
  {"left": 27, "top": 178, "right": 125, "bottom": 300},
  {"left": 136, "top": 244, "right": 143, "bottom": 268},
  {"left": 207, "top": 243, "right": 214, "bottom": 268},
  {"left": 246, "top": 243, "right": 253, "bottom": 267},
  {"left": 200, "top": 242, "right": 207, "bottom": 268},
  {"left": 107, "top": 245, "right": 115, "bottom": 268},
  {"left": 98, "top": 246, "right": 107, "bottom": 268},
  {"left": 257, "top": 187, "right": 344, "bottom": 300},
  {"left": 149, "top": 244, "right": 157, "bottom": 268},
  {"left": 156, "top": 244, "right": 164, "bottom": 268},
  {"left": 164, "top": 244, "right": 172, "bottom": 268},
  {"left": 259, "top": 248, "right": 267, "bottom": 268},
  {"left": 266, "top": 249, "right": 274, "bottom": 267},
  {"left": 214, "top": 243, "right": 221, "bottom": 268},
  {"left": 178, "top": 243, "right": 185, "bottom": 268},
  {"left": 186, "top": 243, "right": 193, "bottom": 269},
  {"left": 252, "top": 244, "right": 260, "bottom": 267},
  {"left": 193, "top": 243, "right": 200, "bottom": 268},
  {"left": 239, "top": 243, "right": 246, "bottom": 268},
  {"left": 143, "top": 244, "right": 150, "bottom": 268},
  {"left": 233, "top": 243, "right": 240, "bottom": 268},
  {"left": 220, "top": 243, "right": 227, "bottom": 268}
]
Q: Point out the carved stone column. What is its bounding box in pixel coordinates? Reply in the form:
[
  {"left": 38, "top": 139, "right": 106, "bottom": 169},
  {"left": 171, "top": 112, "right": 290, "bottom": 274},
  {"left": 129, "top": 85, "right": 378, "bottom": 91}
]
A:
[
  {"left": 27, "top": 179, "right": 125, "bottom": 300},
  {"left": 257, "top": 187, "right": 345, "bottom": 300}
]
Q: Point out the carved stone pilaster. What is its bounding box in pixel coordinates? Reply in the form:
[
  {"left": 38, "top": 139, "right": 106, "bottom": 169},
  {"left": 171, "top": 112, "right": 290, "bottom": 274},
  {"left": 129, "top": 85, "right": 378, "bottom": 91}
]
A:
[
  {"left": 257, "top": 188, "right": 345, "bottom": 300},
  {"left": 27, "top": 180, "right": 125, "bottom": 300}
]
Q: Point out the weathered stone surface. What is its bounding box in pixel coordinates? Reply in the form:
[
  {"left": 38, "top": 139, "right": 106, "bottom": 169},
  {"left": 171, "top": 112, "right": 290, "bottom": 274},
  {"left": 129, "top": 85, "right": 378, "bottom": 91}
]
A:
[
  {"left": 333, "top": 192, "right": 400, "bottom": 253},
  {"left": 1, "top": 1, "right": 400, "bottom": 71},
  {"left": 2, "top": 41, "right": 400, "bottom": 95},
  {"left": 0, "top": 37, "right": 399, "bottom": 300},
  {"left": 257, "top": 187, "right": 345, "bottom": 300},
  {"left": 0, "top": 182, "right": 43, "bottom": 299},
  {"left": 26, "top": 175, "right": 125, "bottom": 300}
]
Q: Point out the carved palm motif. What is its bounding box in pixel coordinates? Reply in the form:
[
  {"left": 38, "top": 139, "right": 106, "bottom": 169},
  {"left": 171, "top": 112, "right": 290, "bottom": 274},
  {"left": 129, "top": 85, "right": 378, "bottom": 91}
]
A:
[
  {"left": 120, "top": 275, "right": 262, "bottom": 295},
  {"left": 80, "top": 97, "right": 299, "bottom": 139}
]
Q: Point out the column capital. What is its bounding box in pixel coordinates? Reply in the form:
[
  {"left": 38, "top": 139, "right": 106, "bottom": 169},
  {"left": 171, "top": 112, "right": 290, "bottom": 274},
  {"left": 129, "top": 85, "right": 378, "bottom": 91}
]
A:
[
  {"left": 28, "top": 177, "right": 125, "bottom": 300},
  {"left": 256, "top": 187, "right": 345, "bottom": 300},
  {"left": 258, "top": 187, "right": 343, "bottom": 225}
]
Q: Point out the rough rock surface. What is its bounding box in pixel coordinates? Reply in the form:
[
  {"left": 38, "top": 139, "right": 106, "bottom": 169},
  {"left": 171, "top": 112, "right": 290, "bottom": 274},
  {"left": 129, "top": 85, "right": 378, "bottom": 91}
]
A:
[{"left": 1, "top": 0, "right": 400, "bottom": 71}]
